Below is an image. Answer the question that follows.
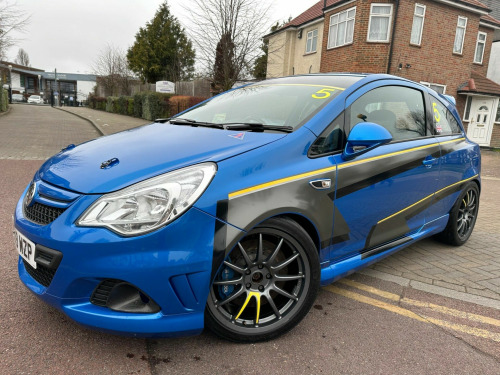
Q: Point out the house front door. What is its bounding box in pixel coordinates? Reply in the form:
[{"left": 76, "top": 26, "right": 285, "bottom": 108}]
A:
[{"left": 467, "top": 97, "right": 495, "bottom": 146}]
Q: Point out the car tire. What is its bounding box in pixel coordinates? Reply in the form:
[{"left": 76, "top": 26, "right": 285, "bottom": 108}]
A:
[
  {"left": 205, "top": 217, "right": 320, "bottom": 342},
  {"left": 436, "top": 181, "right": 479, "bottom": 246}
]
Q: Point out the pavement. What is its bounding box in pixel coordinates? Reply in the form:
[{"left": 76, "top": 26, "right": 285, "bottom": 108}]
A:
[
  {"left": 0, "top": 105, "right": 499, "bottom": 374},
  {"left": 0, "top": 105, "right": 100, "bottom": 160},
  {"left": 56, "top": 106, "right": 149, "bottom": 135}
]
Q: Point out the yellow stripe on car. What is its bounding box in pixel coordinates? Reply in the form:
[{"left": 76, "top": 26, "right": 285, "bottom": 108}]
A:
[
  {"left": 228, "top": 138, "right": 465, "bottom": 200},
  {"left": 378, "top": 174, "right": 478, "bottom": 224}
]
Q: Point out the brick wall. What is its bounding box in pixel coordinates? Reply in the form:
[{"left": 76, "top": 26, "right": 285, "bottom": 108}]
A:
[
  {"left": 321, "top": 0, "right": 394, "bottom": 73},
  {"left": 389, "top": 0, "right": 493, "bottom": 98},
  {"left": 491, "top": 123, "right": 500, "bottom": 148}
]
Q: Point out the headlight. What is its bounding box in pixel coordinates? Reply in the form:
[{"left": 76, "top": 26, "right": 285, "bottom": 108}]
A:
[{"left": 77, "top": 163, "right": 217, "bottom": 236}]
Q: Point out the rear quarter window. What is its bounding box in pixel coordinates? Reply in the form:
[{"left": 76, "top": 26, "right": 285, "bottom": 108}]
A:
[{"left": 430, "top": 97, "right": 461, "bottom": 135}]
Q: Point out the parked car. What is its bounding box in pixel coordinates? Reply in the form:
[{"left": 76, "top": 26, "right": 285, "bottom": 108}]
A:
[
  {"left": 27, "top": 95, "right": 43, "bottom": 104},
  {"left": 14, "top": 73, "right": 480, "bottom": 342},
  {"left": 12, "top": 93, "right": 24, "bottom": 102}
]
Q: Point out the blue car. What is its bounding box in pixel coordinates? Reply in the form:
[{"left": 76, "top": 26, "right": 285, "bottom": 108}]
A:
[{"left": 14, "top": 74, "right": 480, "bottom": 342}]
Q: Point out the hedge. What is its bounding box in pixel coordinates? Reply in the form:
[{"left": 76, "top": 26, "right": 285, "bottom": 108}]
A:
[
  {"left": 0, "top": 89, "right": 8, "bottom": 112},
  {"left": 87, "top": 92, "right": 207, "bottom": 121}
]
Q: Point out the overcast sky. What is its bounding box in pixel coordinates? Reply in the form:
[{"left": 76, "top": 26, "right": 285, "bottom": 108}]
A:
[{"left": 7, "top": 0, "right": 319, "bottom": 74}]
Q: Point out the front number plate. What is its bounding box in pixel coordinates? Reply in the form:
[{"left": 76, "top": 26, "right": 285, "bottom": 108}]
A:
[{"left": 14, "top": 230, "right": 37, "bottom": 269}]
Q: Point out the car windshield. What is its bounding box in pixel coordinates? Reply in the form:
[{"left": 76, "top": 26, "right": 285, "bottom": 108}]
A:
[
  {"left": 176, "top": 79, "right": 352, "bottom": 130},
  {"left": 31, "top": 96, "right": 40, "bottom": 99}
]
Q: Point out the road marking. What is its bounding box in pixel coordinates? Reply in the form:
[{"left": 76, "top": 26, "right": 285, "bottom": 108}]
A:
[
  {"left": 338, "top": 279, "right": 500, "bottom": 327},
  {"left": 423, "top": 316, "right": 500, "bottom": 342},
  {"left": 324, "top": 285, "right": 427, "bottom": 322},
  {"left": 325, "top": 282, "right": 500, "bottom": 342}
]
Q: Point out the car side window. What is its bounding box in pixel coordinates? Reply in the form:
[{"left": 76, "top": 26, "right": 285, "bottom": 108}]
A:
[
  {"left": 309, "top": 112, "right": 345, "bottom": 157},
  {"left": 430, "top": 96, "right": 461, "bottom": 135},
  {"left": 349, "top": 86, "right": 427, "bottom": 141}
]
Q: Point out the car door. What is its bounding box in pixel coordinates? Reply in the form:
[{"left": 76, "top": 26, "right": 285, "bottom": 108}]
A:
[
  {"left": 328, "top": 81, "right": 441, "bottom": 262},
  {"left": 428, "top": 94, "right": 481, "bottom": 221}
]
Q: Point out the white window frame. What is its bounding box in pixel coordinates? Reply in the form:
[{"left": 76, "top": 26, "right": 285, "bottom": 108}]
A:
[
  {"left": 474, "top": 31, "right": 487, "bottom": 64},
  {"left": 367, "top": 3, "right": 393, "bottom": 43},
  {"left": 463, "top": 96, "right": 472, "bottom": 121},
  {"left": 306, "top": 29, "right": 318, "bottom": 54},
  {"left": 495, "top": 99, "right": 500, "bottom": 124},
  {"left": 327, "top": 6, "right": 356, "bottom": 49},
  {"left": 410, "top": 4, "right": 426, "bottom": 46},
  {"left": 420, "top": 81, "right": 447, "bottom": 94},
  {"left": 453, "top": 16, "right": 467, "bottom": 54}
]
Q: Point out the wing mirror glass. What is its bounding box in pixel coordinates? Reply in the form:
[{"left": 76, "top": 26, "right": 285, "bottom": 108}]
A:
[{"left": 342, "top": 122, "right": 392, "bottom": 160}]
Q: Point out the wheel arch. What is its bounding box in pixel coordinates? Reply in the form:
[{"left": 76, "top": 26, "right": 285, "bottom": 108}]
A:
[
  {"left": 212, "top": 209, "right": 324, "bottom": 283},
  {"left": 279, "top": 213, "right": 321, "bottom": 253}
]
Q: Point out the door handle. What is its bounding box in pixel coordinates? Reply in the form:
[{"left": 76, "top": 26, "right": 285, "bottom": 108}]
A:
[{"left": 422, "top": 156, "right": 437, "bottom": 169}]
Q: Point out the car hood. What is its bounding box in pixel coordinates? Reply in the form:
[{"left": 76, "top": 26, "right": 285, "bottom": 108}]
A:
[{"left": 38, "top": 122, "right": 285, "bottom": 194}]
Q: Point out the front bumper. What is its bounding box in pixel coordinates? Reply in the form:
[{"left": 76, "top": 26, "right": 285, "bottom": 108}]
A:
[{"left": 15, "top": 183, "right": 236, "bottom": 337}]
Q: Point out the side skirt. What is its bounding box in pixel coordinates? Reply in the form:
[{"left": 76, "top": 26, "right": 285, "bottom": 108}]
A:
[{"left": 320, "top": 215, "right": 449, "bottom": 286}]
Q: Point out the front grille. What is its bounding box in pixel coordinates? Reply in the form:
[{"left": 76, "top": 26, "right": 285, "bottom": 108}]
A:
[
  {"left": 90, "top": 279, "right": 121, "bottom": 307},
  {"left": 23, "top": 259, "right": 56, "bottom": 287},
  {"left": 25, "top": 202, "right": 65, "bottom": 225}
]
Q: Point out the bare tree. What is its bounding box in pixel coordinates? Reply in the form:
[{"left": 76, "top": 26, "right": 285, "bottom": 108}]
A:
[
  {"left": 92, "top": 44, "right": 132, "bottom": 96},
  {"left": 0, "top": 1, "right": 30, "bottom": 59},
  {"left": 14, "top": 48, "right": 29, "bottom": 66},
  {"left": 186, "top": 0, "right": 270, "bottom": 92}
]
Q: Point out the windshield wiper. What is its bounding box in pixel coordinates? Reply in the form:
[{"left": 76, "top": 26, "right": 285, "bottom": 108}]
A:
[
  {"left": 224, "top": 123, "right": 293, "bottom": 133},
  {"left": 168, "top": 118, "right": 224, "bottom": 129}
]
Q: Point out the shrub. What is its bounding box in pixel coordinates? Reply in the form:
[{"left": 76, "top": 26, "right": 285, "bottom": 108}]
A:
[
  {"left": 127, "top": 98, "right": 134, "bottom": 116},
  {"left": 168, "top": 96, "right": 208, "bottom": 117},
  {"left": 106, "top": 97, "right": 119, "bottom": 113},
  {"left": 88, "top": 95, "right": 107, "bottom": 111},
  {"left": 0, "top": 89, "right": 8, "bottom": 112},
  {"left": 133, "top": 93, "right": 146, "bottom": 118},
  {"left": 118, "top": 96, "right": 130, "bottom": 115},
  {"left": 142, "top": 92, "right": 173, "bottom": 121},
  {"left": 169, "top": 96, "right": 190, "bottom": 116},
  {"left": 188, "top": 96, "right": 208, "bottom": 108}
]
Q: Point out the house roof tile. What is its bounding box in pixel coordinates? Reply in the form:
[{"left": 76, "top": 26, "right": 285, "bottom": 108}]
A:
[
  {"left": 281, "top": 0, "right": 343, "bottom": 28},
  {"left": 266, "top": 0, "right": 498, "bottom": 38},
  {"left": 458, "top": 71, "right": 500, "bottom": 96},
  {"left": 480, "top": 14, "right": 500, "bottom": 28},
  {"left": 455, "top": 0, "right": 490, "bottom": 11},
  {"left": 278, "top": 0, "right": 492, "bottom": 31}
]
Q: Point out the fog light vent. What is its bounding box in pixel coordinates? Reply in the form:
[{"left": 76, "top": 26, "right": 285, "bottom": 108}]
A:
[{"left": 90, "top": 279, "right": 160, "bottom": 314}]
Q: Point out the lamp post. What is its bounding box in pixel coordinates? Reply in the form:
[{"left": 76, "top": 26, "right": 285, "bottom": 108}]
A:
[
  {"left": 8, "top": 64, "right": 12, "bottom": 104},
  {"left": 37, "top": 74, "right": 41, "bottom": 95}
]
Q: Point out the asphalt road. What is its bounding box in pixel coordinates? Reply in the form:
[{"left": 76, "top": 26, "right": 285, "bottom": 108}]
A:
[{"left": 0, "top": 105, "right": 499, "bottom": 374}]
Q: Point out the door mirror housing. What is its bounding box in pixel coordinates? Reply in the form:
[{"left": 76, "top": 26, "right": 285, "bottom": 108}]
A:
[{"left": 342, "top": 122, "right": 392, "bottom": 160}]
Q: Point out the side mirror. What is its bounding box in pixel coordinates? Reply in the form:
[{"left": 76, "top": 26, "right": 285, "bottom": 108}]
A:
[{"left": 342, "top": 122, "right": 392, "bottom": 160}]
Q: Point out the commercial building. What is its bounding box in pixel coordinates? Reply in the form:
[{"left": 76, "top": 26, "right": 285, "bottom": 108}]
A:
[{"left": 0, "top": 61, "right": 96, "bottom": 104}]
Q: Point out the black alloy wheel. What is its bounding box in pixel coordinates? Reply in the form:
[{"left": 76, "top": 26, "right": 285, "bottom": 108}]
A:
[
  {"left": 438, "top": 181, "right": 479, "bottom": 246},
  {"left": 206, "top": 217, "right": 320, "bottom": 342}
]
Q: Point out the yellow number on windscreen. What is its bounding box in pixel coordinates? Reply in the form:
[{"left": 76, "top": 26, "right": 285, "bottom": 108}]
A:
[{"left": 312, "top": 88, "right": 336, "bottom": 99}]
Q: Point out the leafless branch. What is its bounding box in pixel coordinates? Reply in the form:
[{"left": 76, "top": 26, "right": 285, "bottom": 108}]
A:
[
  {"left": 0, "top": 1, "right": 30, "bottom": 58},
  {"left": 92, "top": 44, "right": 132, "bottom": 96},
  {"left": 185, "top": 0, "right": 271, "bottom": 86}
]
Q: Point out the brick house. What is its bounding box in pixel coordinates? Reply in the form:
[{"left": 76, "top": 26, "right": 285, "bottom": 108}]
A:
[{"left": 265, "top": 0, "right": 500, "bottom": 148}]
